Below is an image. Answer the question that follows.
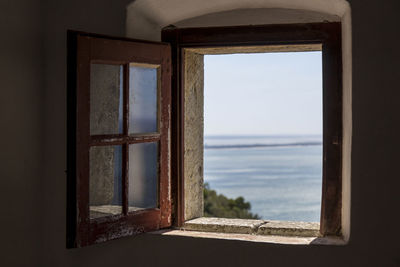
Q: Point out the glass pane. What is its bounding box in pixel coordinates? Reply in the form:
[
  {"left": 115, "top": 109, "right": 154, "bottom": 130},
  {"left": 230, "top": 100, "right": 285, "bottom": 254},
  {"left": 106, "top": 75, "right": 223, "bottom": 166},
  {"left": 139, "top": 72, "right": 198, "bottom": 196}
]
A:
[
  {"left": 128, "top": 142, "right": 158, "bottom": 211},
  {"left": 129, "top": 64, "right": 158, "bottom": 134},
  {"left": 89, "top": 145, "right": 123, "bottom": 219},
  {"left": 90, "top": 64, "right": 123, "bottom": 135}
]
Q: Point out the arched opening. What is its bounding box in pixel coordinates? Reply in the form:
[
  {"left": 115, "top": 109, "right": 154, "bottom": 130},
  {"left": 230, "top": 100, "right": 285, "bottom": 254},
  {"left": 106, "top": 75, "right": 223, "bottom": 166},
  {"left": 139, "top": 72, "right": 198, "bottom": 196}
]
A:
[{"left": 126, "top": 0, "right": 351, "bottom": 242}]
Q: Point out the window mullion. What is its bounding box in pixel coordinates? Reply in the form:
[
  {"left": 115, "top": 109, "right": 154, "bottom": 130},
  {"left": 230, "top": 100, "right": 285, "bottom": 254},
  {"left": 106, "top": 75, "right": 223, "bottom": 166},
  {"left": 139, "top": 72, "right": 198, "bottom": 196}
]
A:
[{"left": 122, "top": 63, "right": 129, "bottom": 215}]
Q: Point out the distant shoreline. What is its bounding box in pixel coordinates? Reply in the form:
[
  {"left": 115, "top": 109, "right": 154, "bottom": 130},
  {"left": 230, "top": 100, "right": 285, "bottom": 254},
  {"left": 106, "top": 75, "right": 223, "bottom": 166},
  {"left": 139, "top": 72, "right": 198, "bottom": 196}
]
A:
[{"left": 204, "top": 142, "right": 322, "bottom": 149}]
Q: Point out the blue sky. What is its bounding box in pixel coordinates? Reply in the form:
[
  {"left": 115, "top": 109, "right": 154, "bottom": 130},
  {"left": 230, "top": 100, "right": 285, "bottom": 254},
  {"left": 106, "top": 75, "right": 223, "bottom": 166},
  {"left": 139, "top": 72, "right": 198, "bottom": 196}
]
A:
[{"left": 204, "top": 51, "right": 322, "bottom": 136}]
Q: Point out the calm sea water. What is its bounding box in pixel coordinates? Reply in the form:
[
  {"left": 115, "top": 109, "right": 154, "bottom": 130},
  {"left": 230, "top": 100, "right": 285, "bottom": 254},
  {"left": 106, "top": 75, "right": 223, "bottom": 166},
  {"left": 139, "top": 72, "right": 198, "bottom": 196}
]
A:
[{"left": 204, "top": 135, "right": 322, "bottom": 222}]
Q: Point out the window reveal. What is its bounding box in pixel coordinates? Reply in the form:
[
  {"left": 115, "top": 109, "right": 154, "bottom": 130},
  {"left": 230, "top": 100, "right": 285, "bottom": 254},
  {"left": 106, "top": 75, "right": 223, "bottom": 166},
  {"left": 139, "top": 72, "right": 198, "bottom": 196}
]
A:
[{"left": 162, "top": 22, "right": 343, "bottom": 237}]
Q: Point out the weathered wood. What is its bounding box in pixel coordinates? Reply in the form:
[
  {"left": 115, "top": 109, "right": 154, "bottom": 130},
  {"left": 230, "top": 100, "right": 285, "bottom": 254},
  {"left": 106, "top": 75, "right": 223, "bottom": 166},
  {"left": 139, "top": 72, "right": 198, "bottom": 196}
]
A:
[
  {"left": 162, "top": 28, "right": 186, "bottom": 227},
  {"left": 90, "top": 134, "right": 161, "bottom": 146},
  {"left": 320, "top": 24, "right": 343, "bottom": 236},
  {"left": 122, "top": 64, "right": 129, "bottom": 216},
  {"left": 186, "top": 43, "right": 322, "bottom": 55},
  {"left": 76, "top": 34, "right": 91, "bottom": 247},
  {"left": 67, "top": 31, "right": 172, "bottom": 248},
  {"left": 159, "top": 44, "right": 173, "bottom": 228},
  {"left": 89, "top": 209, "right": 161, "bottom": 244}
]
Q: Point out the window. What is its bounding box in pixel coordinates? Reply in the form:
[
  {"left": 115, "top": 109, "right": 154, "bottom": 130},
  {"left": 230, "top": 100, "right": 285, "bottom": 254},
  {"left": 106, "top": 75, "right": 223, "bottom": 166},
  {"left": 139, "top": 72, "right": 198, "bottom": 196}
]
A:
[
  {"left": 203, "top": 51, "right": 323, "bottom": 222},
  {"left": 161, "top": 22, "right": 343, "bottom": 237},
  {"left": 67, "top": 22, "right": 343, "bottom": 247},
  {"left": 67, "top": 32, "right": 172, "bottom": 247}
]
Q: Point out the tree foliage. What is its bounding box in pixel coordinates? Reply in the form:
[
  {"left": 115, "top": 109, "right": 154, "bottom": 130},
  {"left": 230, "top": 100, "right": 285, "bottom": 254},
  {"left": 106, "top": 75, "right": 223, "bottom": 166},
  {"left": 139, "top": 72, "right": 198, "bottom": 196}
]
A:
[{"left": 203, "top": 183, "right": 260, "bottom": 219}]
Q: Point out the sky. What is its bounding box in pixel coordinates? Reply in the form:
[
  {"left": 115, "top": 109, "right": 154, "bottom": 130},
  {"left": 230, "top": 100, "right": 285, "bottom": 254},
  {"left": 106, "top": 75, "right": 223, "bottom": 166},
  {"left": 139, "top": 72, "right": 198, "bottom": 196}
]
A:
[{"left": 204, "top": 51, "right": 322, "bottom": 136}]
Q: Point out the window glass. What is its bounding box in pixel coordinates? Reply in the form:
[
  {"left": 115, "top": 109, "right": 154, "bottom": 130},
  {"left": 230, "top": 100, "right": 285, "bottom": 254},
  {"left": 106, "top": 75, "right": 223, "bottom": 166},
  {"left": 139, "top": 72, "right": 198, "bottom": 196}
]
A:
[
  {"left": 129, "top": 64, "right": 159, "bottom": 134},
  {"left": 89, "top": 145, "right": 123, "bottom": 219},
  {"left": 128, "top": 142, "right": 158, "bottom": 210},
  {"left": 90, "top": 64, "right": 123, "bottom": 135}
]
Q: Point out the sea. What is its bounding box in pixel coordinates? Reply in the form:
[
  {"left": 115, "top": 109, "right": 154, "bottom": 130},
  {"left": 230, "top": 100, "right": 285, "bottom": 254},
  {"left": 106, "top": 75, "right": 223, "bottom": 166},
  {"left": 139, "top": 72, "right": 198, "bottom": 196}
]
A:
[{"left": 204, "top": 135, "right": 322, "bottom": 222}]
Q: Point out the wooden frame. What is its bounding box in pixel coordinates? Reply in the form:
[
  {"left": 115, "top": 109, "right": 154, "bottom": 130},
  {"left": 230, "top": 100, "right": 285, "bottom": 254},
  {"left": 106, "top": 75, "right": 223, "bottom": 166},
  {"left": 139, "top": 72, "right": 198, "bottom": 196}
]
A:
[
  {"left": 162, "top": 22, "right": 343, "bottom": 236},
  {"left": 67, "top": 31, "right": 172, "bottom": 248}
]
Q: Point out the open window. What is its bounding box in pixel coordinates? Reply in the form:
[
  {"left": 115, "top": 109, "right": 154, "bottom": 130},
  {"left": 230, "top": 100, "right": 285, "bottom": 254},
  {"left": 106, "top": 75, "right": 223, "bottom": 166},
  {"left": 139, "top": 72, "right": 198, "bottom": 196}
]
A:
[
  {"left": 67, "top": 22, "right": 343, "bottom": 247},
  {"left": 67, "top": 32, "right": 171, "bottom": 247},
  {"left": 162, "top": 22, "right": 343, "bottom": 237}
]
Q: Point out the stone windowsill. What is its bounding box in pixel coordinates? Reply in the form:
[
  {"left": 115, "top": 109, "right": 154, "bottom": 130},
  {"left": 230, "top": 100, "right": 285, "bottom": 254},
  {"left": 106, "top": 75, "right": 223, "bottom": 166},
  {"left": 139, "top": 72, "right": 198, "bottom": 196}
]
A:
[
  {"left": 150, "top": 217, "right": 347, "bottom": 245},
  {"left": 183, "top": 217, "right": 320, "bottom": 237}
]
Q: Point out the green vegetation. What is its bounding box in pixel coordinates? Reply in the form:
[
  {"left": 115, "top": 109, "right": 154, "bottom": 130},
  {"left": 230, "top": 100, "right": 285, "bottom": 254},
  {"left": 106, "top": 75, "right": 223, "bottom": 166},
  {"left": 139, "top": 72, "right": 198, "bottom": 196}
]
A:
[{"left": 203, "top": 183, "right": 260, "bottom": 219}]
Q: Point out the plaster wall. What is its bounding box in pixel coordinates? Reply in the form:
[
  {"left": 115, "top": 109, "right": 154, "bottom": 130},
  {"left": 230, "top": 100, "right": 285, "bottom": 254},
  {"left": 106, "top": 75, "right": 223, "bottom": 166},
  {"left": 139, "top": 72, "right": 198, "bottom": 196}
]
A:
[
  {"left": 1, "top": 0, "right": 400, "bottom": 266},
  {"left": 127, "top": 0, "right": 349, "bottom": 41},
  {"left": 174, "top": 8, "right": 339, "bottom": 28}
]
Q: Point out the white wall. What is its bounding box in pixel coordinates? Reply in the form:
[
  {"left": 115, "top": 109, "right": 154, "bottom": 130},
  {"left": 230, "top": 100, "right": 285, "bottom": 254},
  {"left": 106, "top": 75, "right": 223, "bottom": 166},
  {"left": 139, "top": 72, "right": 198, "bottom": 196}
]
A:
[{"left": 126, "top": 0, "right": 349, "bottom": 40}]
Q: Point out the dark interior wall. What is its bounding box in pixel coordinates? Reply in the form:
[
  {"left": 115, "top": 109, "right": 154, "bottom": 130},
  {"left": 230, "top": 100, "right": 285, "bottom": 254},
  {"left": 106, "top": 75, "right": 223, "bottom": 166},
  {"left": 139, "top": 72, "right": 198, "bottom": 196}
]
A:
[
  {"left": 350, "top": 0, "right": 400, "bottom": 264},
  {"left": 41, "top": 0, "right": 134, "bottom": 266},
  {"left": 0, "top": 0, "right": 44, "bottom": 266},
  {"left": 2, "top": 0, "right": 400, "bottom": 266}
]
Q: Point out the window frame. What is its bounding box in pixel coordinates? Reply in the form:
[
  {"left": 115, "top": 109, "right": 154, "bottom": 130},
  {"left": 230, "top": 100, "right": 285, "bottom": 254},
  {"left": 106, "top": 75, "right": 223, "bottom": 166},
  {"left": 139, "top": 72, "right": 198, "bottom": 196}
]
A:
[
  {"left": 67, "top": 31, "right": 172, "bottom": 248},
  {"left": 161, "top": 22, "right": 343, "bottom": 237}
]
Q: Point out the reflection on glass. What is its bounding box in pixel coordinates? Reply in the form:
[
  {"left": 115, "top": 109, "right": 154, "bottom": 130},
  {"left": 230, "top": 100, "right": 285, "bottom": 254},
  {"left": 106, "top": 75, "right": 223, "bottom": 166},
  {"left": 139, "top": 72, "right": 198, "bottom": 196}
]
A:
[
  {"left": 129, "top": 64, "right": 158, "bottom": 134},
  {"left": 128, "top": 142, "right": 158, "bottom": 211},
  {"left": 89, "top": 145, "right": 123, "bottom": 219},
  {"left": 90, "top": 64, "right": 123, "bottom": 135}
]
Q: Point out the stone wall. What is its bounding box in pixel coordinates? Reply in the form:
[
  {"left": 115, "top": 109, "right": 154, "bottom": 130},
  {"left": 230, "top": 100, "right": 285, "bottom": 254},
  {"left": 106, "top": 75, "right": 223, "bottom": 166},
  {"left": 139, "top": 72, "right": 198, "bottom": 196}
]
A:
[{"left": 184, "top": 51, "right": 204, "bottom": 220}]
